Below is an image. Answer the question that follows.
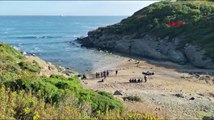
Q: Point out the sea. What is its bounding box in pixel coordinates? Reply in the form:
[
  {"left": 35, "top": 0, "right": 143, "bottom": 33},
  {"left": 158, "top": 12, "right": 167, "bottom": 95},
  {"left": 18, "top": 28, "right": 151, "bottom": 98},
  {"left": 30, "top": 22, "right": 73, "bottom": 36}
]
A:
[{"left": 0, "top": 16, "right": 126, "bottom": 73}]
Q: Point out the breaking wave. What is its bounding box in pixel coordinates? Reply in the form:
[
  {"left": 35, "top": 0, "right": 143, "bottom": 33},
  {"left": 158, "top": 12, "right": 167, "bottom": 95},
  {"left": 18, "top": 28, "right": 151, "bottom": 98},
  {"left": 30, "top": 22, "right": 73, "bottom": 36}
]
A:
[{"left": 9, "top": 35, "right": 71, "bottom": 39}]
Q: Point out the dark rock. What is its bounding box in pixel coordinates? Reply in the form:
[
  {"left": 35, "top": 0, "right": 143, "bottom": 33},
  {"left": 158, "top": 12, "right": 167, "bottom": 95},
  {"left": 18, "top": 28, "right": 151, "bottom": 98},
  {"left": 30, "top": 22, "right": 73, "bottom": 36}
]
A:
[
  {"left": 189, "top": 97, "right": 195, "bottom": 100},
  {"left": 174, "top": 93, "right": 185, "bottom": 98},
  {"left": 202, "top": 116, "right": 214, "bottom": 120}
]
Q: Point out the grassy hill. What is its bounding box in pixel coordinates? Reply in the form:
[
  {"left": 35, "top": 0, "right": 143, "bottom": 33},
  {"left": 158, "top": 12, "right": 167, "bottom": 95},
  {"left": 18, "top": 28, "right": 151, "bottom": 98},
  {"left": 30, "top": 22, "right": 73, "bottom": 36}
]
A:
[{"left": 0, "top": 42, "right": 157, "bottom": 119}]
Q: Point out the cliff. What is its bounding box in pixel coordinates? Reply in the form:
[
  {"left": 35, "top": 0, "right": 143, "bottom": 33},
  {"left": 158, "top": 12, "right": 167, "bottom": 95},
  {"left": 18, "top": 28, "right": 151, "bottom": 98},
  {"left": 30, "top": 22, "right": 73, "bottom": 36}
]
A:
[{"left": 77, "top": 1, "right": 214, "bottom": 69}]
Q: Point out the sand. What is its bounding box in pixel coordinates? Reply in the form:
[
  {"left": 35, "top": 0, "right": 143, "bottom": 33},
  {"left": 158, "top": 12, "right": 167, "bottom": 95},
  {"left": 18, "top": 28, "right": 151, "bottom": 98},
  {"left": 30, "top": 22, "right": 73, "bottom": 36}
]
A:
[{"left": 82, "top": 58, "right": 214, "bottom": 119}]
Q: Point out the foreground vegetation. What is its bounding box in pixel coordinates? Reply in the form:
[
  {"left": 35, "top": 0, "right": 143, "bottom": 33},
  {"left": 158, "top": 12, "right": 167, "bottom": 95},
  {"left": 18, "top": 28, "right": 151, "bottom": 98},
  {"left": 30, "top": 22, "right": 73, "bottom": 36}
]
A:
[
  {"left": 0, "top": 42, "right": 157, "bottom": 119},
  {"left": 0, "top": 86, "right": 157, "bottom": 120}
]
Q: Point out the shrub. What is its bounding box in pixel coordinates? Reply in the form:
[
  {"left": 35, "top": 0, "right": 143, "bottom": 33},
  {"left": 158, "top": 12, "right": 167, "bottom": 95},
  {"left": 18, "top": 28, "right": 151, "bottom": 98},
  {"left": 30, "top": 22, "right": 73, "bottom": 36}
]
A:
[
  {"left": 2, "top": 75, "right": 123, "bottom": 113},
  {"left": 0, "top": 85, "right": 87, "bottom": 119},
  {"left": 18, "top": 61, "right": 40, "bottom": 73},
  {"left": 0, "top": 85, "right": 157, "bottom": 120}
]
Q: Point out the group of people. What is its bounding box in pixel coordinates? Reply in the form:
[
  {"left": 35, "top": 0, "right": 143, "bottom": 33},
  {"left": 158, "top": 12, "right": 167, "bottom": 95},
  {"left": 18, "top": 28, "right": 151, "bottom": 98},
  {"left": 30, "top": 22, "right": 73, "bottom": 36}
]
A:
[
  {"left": 129, "top": 76, "right": 147, "bottom": 83},
  {"left": 129, "top": 78, "right": 143, "bottom": 83},
  {"left": 95, "top": 70, "right": 118, "bottom": 79},
  {"left": 96, "top": 70, "right": 119, "bottom": 83},
  {"left": 95, "top": 70, "right": 109, "bottom": 79}
]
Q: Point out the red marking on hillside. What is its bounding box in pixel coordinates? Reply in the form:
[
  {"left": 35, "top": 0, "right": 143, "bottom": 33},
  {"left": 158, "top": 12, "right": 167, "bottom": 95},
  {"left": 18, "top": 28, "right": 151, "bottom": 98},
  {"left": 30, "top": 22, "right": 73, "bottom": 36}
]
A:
[{"left": 168, "top": 21, "right": 185, "bottom": 27}]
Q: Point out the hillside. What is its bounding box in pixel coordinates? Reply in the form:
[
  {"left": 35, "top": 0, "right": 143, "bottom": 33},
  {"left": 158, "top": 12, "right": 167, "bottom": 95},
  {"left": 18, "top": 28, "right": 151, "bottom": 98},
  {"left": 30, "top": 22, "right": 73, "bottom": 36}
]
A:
[
  {"left": 77, "top": 1, "right": 214, "bottom": 69},
  {"left": 0, "top": 42, "right": 157, "bottom": 119}
]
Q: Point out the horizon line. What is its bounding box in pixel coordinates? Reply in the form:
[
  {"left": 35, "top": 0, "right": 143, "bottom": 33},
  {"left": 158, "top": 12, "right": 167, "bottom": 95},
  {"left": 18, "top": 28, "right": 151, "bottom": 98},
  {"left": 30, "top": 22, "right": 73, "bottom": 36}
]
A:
[{"left": 0, "top": 15, "right": 129, "bottom": 17}]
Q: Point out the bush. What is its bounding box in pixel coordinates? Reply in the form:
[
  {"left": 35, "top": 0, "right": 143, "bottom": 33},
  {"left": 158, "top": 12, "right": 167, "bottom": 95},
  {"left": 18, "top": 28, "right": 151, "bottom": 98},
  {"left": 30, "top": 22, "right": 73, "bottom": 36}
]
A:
[
  {"left": 98, "top": 91, "right": 114, "bottom": 99},
  {"left": 0, "top": 85, "right": 87, "bottom": 119},
  {"left": 18, "top": 61, "right": 40, "bottom": 73},
  {"left": 2, "top": 75, "right": 123, "bottom": 113},
  {"left": 0, "top": 85, "right": 158, "bottom": 120}
]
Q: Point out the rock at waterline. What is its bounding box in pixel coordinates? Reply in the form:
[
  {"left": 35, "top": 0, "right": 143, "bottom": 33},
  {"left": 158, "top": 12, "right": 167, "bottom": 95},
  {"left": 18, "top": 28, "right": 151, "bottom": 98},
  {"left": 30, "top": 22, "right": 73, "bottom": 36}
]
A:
[{"left": 113, "top": 90, "right": 123, "bottom": 96}]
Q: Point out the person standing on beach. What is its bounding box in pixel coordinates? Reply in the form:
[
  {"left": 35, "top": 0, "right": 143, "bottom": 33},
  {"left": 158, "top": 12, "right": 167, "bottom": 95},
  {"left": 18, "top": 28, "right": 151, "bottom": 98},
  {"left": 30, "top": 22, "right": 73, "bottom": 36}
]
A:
[
  {"left": 101, "top": 72, "right": 103, "bottom": 78},
  {"left": 97, "top": 72, "right": 100, "bottom": 78},
  {"left": 116, "top": 70, "right": 118, "bottom": 75},
  {"left": 104, "top": 73, "right": 106, "bottom": 79},
  {"left": 144, "top": 75, "right": 147, "bottom": 83},
  {"left": 107, "top": 70, "right": 109, "bottom": 77},
  {"left": 103, "top": 71, "right": 106, "bottom": 78},
  {"left": 96, "top": 72, "right": 99, "bottom": 78}
]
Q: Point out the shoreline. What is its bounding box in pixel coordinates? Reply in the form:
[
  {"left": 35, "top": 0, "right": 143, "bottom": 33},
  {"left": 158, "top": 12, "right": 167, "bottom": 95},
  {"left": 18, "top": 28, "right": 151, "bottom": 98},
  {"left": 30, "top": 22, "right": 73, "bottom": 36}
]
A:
[
  {"left": 88, "top": 50, "right": 214, "bottom": 75},
  {"left": 77, "top": 45, "right": 214, "bottom": 75}
]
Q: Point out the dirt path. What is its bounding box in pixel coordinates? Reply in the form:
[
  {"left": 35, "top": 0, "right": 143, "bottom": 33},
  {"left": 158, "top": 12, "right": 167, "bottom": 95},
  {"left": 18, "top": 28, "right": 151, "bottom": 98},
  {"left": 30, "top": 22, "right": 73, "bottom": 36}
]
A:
[{"left": 82, "top": 59, "right": 214, "bottom": 119}]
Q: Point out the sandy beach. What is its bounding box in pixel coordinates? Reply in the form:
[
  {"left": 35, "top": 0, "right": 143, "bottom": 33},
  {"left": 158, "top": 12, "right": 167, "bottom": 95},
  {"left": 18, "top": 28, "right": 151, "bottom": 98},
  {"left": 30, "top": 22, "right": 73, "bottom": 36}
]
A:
[{"left": 82, "top": 58, "right": 214, "bottom": 119}]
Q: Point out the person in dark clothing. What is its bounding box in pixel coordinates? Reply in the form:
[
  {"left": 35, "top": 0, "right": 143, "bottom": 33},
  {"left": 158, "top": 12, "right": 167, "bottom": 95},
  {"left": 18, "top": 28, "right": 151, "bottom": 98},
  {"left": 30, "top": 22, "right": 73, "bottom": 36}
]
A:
[
  {"left": 101, "top": 72, "right": 103, "bottom": 77},
  {"left": 97, "top": 73, "right": 100, "bottom": 78},
  {"left": 103, "top": 71, "right": 106, "bottom": 77},
  {"left": 106, "top": 70, "right": 109, "bottom": 77},
  {"left": 144, "top": 75, "right": 147, "bottom": 83},
  {"left": 104, "top": 73, "right": 106, "bottom": 79},
  {"left": 82, "top": 74, "right": 87, "bottom": 80},
  {"left": 131, "top": 79, "right": 134, "bottom": 83},
  {"left": 48, "top": 66, "right": 51, "bottom": 70},
  {"left": 95, "top": 72, "right": 98, "bottom": 78},
  {"left": 116, "top": 70, "right": 118, "bottom": 75}
]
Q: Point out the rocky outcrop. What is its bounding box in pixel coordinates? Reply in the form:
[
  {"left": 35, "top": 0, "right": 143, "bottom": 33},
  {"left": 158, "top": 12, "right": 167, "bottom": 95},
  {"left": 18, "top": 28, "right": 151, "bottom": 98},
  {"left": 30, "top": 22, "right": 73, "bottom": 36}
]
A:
[
  {"left": 77, "top": 32, "right": 214, "bottom": 69},
  {"left": 76, "top": 1, "right": 214, "bottom": 69},
  {"left": 24, "top": 55, "right": 77, "bottom": 77},
  {"left": 184, "top": 45, "right": 214, "bottom": 69}
]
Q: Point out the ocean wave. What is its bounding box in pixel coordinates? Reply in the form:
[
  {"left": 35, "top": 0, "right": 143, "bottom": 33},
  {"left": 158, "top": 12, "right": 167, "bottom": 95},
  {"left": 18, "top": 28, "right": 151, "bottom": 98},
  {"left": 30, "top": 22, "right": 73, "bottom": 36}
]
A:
[
  {"left": 69, "top": 41, "right": 81, "bottom": 47},
  {"left": 9, "top": 35, "right": 68, "bottom": 39},
  {"left": 11, "top": 41, "right": 71, "bottom": 46}
]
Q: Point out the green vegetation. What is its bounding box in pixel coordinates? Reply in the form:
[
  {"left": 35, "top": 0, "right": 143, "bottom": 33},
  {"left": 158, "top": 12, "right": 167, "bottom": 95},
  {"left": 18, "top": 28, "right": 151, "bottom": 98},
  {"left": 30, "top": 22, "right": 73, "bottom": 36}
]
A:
[
  {"left": 93, "top": 1, "right": 214, "bottom": 61},
  {"left": 0, "top": 86, "right": 157, "bottom": 120},
  {"left": 0, "top": 42, "right": 157, "bottom": 119},
  {"left": 2, "top": 75, "right": 123, "bottom": 112},
  {"left": 18, "top": 61, "right": 40, "bottom": 73},
  {"left": 0, "top": 42, "right": 41, "bottom": 81}
]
